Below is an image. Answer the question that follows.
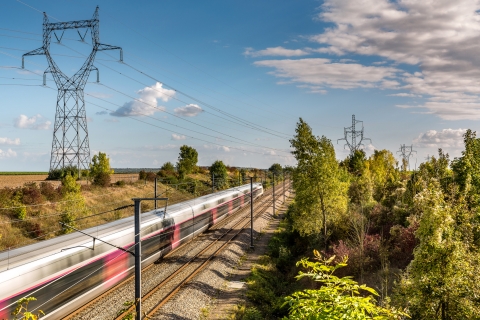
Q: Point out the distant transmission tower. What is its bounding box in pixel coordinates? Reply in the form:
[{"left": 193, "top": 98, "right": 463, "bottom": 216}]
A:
[
  {"left": 397, "top": 144, "right": 417, "bottom": 170},
  {"left": 337, "top": 114, "right": 371, "bottom": 155},
  {"left": 22, "top": 7, "right": 122, "bottom": 173}
]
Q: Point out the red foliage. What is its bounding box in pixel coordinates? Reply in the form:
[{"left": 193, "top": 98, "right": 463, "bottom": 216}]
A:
[
  {"left": 22, "top": 183, "right": 44, "bottom": 205},
  {"left": 389, "top": 222, "right": 418, "bottom": 268}
]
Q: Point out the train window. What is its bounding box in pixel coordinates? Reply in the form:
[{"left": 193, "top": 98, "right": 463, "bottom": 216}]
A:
[
  {"left": 162, "top": 218, "right": 174, "bottom": 228},
  {"left": 217, "top": 198, "right": 226, "bottom": 204}
]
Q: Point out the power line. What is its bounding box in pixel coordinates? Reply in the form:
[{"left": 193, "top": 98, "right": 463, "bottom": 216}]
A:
[
  {"left": 84, "top": 97, "right": 290, "bottom": 157},
  {"left": 9, "top": 3, "right": 293, "bottom": 140}
]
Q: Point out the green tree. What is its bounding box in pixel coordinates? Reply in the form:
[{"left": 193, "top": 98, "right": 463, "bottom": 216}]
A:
[
  {"left": 210, "top": 160, "right": 229, "bottom": 190},
  {"left": 394, "top": 181, "right": 480, "bottom": 319},
  {"left": 89, "top": 152, "right": 113, "bottom": 186},
  {"left": 451, "top": 129, "right": 480, "bottom": 207},
  {"left": 161, "top": 161, "right": 175, "bottom": 173},
  {"left": 366, "top": 149, "right": 399, "bottom": 202},
  {"left": 59, "top": 175, "right": 87, "bottom": 233},
  {"left": 283, "top": 250, "right": 407, "bottom": 320},
  {"left": 177, "top": 145, "right": 198, "bottom": 179},
  {"left": 90, "top": 152, "right": 114, "bottom": 176},
  {"left": 342, "top": 149, "right": 367, "bottom": 176},
  {"left": 289, "top": 118, "right": 348, "bottom": 249},
  {"left": 269, "top": 163, "right": 283, "bottom": 178}
]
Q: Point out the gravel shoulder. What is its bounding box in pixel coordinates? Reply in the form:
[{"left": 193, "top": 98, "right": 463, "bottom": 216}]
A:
[{"left": 151, "top": 189, "right": 292, "bottom": 320}]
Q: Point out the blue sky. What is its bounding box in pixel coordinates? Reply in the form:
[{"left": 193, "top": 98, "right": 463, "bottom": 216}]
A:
[{"left": 0, "top": 0, "right": 478, "bottom": 171}]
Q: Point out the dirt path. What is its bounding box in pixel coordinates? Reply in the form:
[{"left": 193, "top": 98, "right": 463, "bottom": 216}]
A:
[{"left": 207, "top": 191, "right": 293, "bottom": 320}]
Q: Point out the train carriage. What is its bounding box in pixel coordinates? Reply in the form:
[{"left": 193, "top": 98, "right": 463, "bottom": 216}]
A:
[{"left": 0, "top": 183, "right": 263, "bottom": 319}]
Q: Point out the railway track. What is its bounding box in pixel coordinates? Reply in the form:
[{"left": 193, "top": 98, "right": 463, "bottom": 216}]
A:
[{"left": 64, "top": 183, "right": 289, "bottom": 320}]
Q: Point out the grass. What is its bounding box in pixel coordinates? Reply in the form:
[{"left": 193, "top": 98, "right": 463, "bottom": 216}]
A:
[{"left": 0, "top": 177, "right": 215, "bottom": 252}]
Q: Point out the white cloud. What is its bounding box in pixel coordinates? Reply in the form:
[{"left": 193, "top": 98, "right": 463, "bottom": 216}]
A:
[
  {"left": 309, "top": 0, "right": 480, "bottom": 120},
  {"left": 413, "top": 129, "right": 466, "bottom": 148},
  {"left": 221, "top": 146, "right": 230, "bottom": 152},
  {"left": 111, "top": 82, "right": 175, "bottom": 117},
  {"left": 254, "top": 58, "right": 398, "bottom": 90},
  {"left": 14, "top": 114, "right": 51, "bottom": 130},
  {"left": 244, "top": 46, "right": 311, "bottom": 57},
  {"left": 389, "top": 93, "right": 421, "bottom": 98},
  {"left": 0, "top": 137, "right": 20, "bottom": 145},
  {"left": 0, "top": 148, "right": 17, "bottom": 159},
  {"left": 173, "top": 104, "right": 203, "bottom": 117},
  {"left": 171, "top": 133, "right": 186, "bottom": 140}
]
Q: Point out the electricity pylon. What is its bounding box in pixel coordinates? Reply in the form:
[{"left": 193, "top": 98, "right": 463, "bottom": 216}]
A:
[
  {"left": 22, "top": 7, "right": 122, "bottom": 174},
  {"left": 397, "top": 144, "right": 416, "bottom": 170},
  {"left": 337, "top": 114, "right": 371, "bottom": 155}
]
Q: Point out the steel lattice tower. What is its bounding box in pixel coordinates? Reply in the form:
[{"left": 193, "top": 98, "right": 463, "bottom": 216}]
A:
[
  {"left": 337, "top": 115, "right": 371, "bottom": 155},
  {"left": 397, "top": 144, "right": 416, "bottom": 170},
  {"left": 22, "top": 7, "right": 122, "bottom": 173}
]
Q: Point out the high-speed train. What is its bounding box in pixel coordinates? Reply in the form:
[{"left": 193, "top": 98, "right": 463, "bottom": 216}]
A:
[{"left": 0, "top": 183, "right": 263, "bottom": 319}]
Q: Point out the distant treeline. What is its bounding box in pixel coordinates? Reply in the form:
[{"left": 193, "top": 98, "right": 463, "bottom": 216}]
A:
[{"left": 112, "top": 168, "right": 159, "bottom": 174}]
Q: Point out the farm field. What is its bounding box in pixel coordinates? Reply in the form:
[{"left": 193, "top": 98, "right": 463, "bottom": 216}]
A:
[
  {"left": 0, "top": 173, "right": 213, "bottom": 251},
  {"left": 0, "top": 173, "right": 138, "bottom": 188}
]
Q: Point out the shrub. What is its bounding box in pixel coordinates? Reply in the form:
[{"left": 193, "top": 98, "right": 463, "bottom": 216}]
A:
[
  {"left": 40, "top": 182, "right": 61, "bottom": 201},
  {"left": 283, "top": 251, "right": 408, "bottom": 319},
  {"left": 93, "top": 172, "right": 111, "bottom": 187},
  {"left": 138, "top": 170, "right": 147, "bottom": 180},
  {"left": 146, "top": 171, "right": 157, "bottom": 182},
  {"left": 47, "top": 165, "right": 78, "bottom": 180},
  {"left": 115, "top": 180, "right": 126, "bottom": 187},
  {"left": 22, "top": 182, "right": 43, "bottom": 205}
]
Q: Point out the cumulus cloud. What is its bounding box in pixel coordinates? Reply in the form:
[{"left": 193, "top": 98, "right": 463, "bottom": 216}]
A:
[
  {"left": 309, "top": 0, "right": 480, "bottom": 120},
  {"left": 254, "top": 58, "right": 398, "bottom": 90},
  {"left": 0, "top": 137, "right": 20, "bottom": 145},
  {"left": 0, "top": 148, "right": 17, "bottom": 159},
  {"left": 111, "top": 82, "right": 175, "bottom": 117},
  {"left": 173, "top": 104, "right": 203, "bottom": 117},
  {"left": 221, "top": 146, "right": 230, "bottom": 152},
  {"left": 244, "top": 46, "right": 311, "bottom": 57},
  {"left": 14, "top": 115, "right": 51, "bottom": 130},
  {"left": 413, "top": 129, "right": 466, "bottom": 148},
  {"left": 389, "top": 93, "right": 421, "bottom": 98},
  {"left": 171, "top": 133, "right": 186, "bottom": 140}
]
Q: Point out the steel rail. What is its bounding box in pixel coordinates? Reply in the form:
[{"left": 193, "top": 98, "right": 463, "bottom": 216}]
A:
[
  {"left": 115, "top": 187, "right": 283, "bottom": 320},
  {"left": 63, "top": 183, "right": 286, "bottom": 320}
]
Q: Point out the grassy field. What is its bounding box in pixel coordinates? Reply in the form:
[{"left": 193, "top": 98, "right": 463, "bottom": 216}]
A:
[{"left": 0, "top": 174, "right": 212, "bottom": 251}]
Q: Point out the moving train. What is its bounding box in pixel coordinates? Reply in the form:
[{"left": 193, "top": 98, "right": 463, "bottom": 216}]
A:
[{"left": 0, "top": 183, "right": 263, "bottom": 319}]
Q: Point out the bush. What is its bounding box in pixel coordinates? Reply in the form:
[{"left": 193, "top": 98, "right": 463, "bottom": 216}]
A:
[
  {"left": 146, "top": 172, "right": 157, "bottom": 182},
  {"left": 47, "top": 165, "right": 78, "bottom": 180},
  {"left": 21, "top": 182, "right": 43, "bottom": 205},
  {"left": 93, "top": 172, "right": 111, "bottom": 187},
  {"left": 138, "top": 170, "right": 147, "bottom": 180},
  {"left": 115, "top": 180, "right": 126, "bottom": 187},
  {"left": 40, "top": 182, "right": 61, "bottom": 201}
]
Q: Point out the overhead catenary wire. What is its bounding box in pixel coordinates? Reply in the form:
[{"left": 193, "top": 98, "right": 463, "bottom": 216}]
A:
[
  {"left": 60, "top": 41, "right": 290, "bottom": 140},
  {"left": 0, "top": 25, "right": 292, "bottom": 140},
  {"left": 100, "top": 10, "right": 298, "bottom": 132},
  {"left": 1, "top": 50, "right": 292, "bottom": 157},
  {"left": 91, "top": 83, "right": 290, "bottom": 153}
]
